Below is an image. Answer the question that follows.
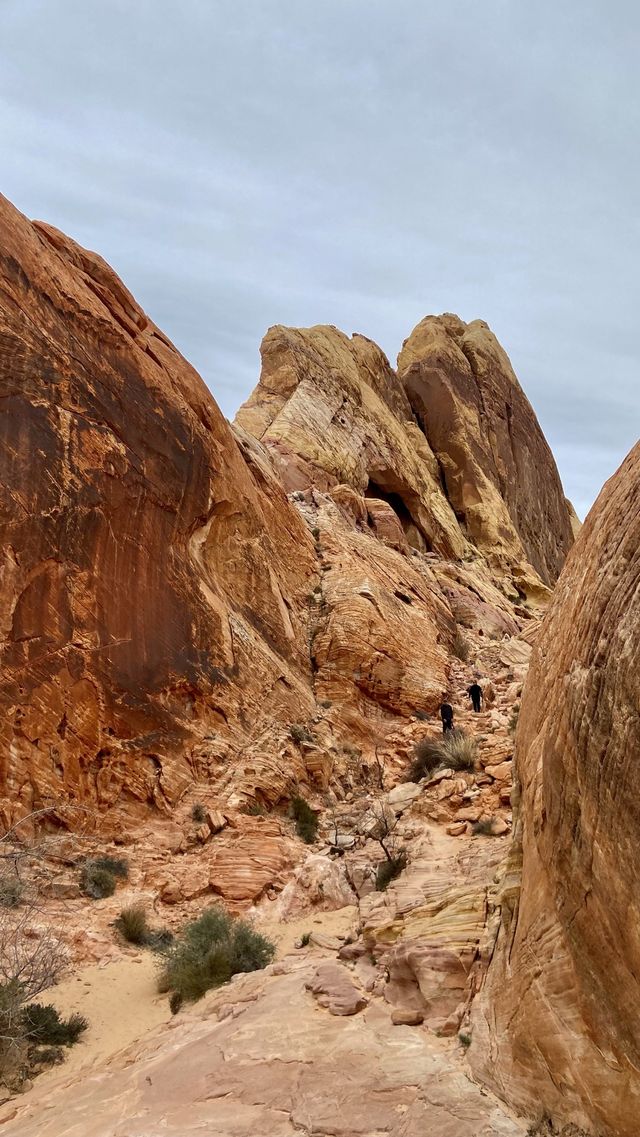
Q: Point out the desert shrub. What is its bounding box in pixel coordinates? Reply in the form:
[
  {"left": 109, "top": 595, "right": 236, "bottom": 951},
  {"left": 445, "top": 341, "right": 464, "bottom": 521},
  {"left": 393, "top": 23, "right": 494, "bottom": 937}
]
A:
[
  {"left": 299, "top": 931, "right": 311, "bottom": 947},
  {"left": 114, "top": 904, "right": 172, "bottom": 951},
  {"left": 472, "top": 818, "right": 498, "bottom": 837},
  {"left": 245, "top": 801, "right": 265, "bottom": 816},
  {"left": 311, "top": 527, "right": 320, "bottom": 539},
  {"left": 290, "top": 796, "right": 318, "bottom": 844},
  {"left": 114, "top": 904, "right": 149, "bottom": 945},
  {"left": 91, "top": 856, "right": 129, "bottom": 880},
  {"left": 169, "top": 991, "right": 183, "bottom": 1015},
  {"left": 408, "top": 730, "right": 477, "bottom": 780},
  {"left": 23, "top": 1003, "right": 88, "bottom": 1046},
  {"left": 146, "top": 928, "right": 174, "bottom": 952},
  {"left": 33, "top": 1045, "right": 64, "bottom": 1066},
  {"left": 508, "top": 703, "right": 520, "bottom": 734},
  {"left": 191, "top": 802, "right": 207, "bottom": 824},
  {"left": 452, "top": 628, "right": 470, "bottom": 661},
  {"left": 414, "top": 709, "right": 429, "bottom": 721},
  {"left": 158, "top": 906, "right": 275, "bottom": 1005},
  {"left": 375, "top": 851, "right": 407, "bottom": 891},
  {"left": 80, "top": 863, "right": 117, "bottom": 899},
  {"left": 319, "top": 700, "right": 332, "bottom": 709},
  {"left": 407, "top": 736, "right": 444, "bottom": 781},
  {"left": 458, "top": 1031, "right": 472, "bottom": 1048},
  {"left": 0, "top": 876, "right": 23, "bottom": 908},
  {"left": 289, "top": 723, "right": 314, "bottom": 745},
  {"left": 442, "top": 730, "right": 477, "bottom": 771}
]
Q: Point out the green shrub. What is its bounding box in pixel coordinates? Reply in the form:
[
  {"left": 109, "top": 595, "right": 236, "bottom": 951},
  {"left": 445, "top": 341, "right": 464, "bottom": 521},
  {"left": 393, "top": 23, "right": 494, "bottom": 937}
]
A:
[
  {"left": 169, "top": 991, "right": 183, "bottom": 1015},
  {"left": 91, "top": 856, "right": 129, "bottom": 880},
  {"left": 472, "top": 818, "right": 498, "bottom": 837},
  {"left": 290, "top": 795, "right": 318, "bottom": 844},
  {"left": 289, "top": 724, "right": 314, "bottom": 745},
  {"left": 245, "top": 801, "right": 265, "bottom": 816},
  {"left": 375, "top": 852, "right": 407, "bottom": 891},
  {"left": 23, "top": 1003, "right": 88, "bottom": 1046},
  {"left": 158, "top": 906, "right": 275, "bottom": 1005},
  {"left": 299, "top": 931, "right": 312, "bottom": 947},
  {"left": 146, "top": 928, "right": 174, "bottom": 953},
  {"left": 452, "top": 629, "right": 470, "bottom": 661},
  {"left": 0, "top": 875, "right": 23, "bottom": 908},
  {"left": 191, "top": 802, "right": 207, "bottom": 824},
  {"left": 114, "top": 904, "right": 149, "bottom": 945},
  {"left": 80, "top": 864, "right": 117, "bottom": 899},
  {"left": 458, "top": 1031, "right": 472, "bottom": 1048}
]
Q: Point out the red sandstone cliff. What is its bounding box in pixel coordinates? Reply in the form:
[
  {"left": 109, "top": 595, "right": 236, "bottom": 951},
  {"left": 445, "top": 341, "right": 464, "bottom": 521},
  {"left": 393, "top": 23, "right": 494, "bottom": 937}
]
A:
[
  {"left": 0, "top": 195, "right": 318, "bottom": 825},
  {"left": 0, "top": 194, "right": 575, "bottom": 835}
]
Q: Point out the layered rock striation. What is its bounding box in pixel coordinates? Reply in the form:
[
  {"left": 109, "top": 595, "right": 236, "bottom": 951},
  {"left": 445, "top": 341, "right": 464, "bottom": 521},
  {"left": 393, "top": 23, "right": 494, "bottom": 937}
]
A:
[
  {"left": 471, "top": 442, "right": 640, "bottom": 1137},
  {"left": 0, "top": 195, "right": 317, "bottom": 824},
  {"left": 0, "top": 191, "right": 574, "bottom": 833}
]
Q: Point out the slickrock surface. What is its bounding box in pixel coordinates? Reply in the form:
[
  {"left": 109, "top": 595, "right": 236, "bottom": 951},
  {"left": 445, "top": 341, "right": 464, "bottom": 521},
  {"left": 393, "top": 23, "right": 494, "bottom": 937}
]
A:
[
  {"left": 471, "top": 443, "right": 640, "bottom": 1137},
  {"left": 1, "top": 958, "right": 526, "bottom": 1137},
  {"left": 398, "top": 314, "right": 574, "bottom": 590}
]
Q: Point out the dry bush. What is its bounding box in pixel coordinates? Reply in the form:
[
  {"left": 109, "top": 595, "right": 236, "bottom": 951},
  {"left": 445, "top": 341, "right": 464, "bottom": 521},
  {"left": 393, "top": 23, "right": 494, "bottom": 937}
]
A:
[
  {"left": 407, "top": 737, "right": 444, "bottom": 781},
  {"left": 472, "top": 817, "right": 498, "bottom": 837},
  {"left": 442, "top": 730, "right": 477, "bottom": 771},
  {"left": 452, "top": 628, "right": 470, "bottom": 661},
  {"left": 375, "top": 851, "right": 407, "bottom": 891}
]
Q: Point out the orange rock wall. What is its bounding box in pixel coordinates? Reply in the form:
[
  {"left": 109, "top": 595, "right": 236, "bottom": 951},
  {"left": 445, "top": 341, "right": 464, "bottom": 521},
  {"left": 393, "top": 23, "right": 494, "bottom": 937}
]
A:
[
  {"left": 0, "top": 195, "right": 317, "bottom": 823},
  {"left": 471, "top": 442, "right": 640, "bottom": 1137}
]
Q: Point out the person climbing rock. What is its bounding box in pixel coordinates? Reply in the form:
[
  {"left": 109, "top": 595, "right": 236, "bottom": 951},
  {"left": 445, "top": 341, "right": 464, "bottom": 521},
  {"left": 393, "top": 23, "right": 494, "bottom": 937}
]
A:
[
  {"left": 467, "top": 681, "right": 483, "bottom": 712},
  {"left": 440, "top": 700, "right": 454, "bottom": 734}
]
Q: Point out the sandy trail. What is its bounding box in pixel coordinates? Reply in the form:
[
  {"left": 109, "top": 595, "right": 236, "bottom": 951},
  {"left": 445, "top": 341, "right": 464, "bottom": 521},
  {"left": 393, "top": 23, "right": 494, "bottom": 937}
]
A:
[
  {"left": 33, "top": 953, "right": 171, "bottom": 1086},
  {"left": 31, "top": 904, "right": 357, "bottom": 1091}
]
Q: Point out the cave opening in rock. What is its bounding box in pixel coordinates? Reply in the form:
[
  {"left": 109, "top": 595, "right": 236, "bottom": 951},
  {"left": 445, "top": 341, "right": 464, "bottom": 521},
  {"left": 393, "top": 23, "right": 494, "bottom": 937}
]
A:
[{"left": 364, "top": 477, "right": 430, "bottom": 551}]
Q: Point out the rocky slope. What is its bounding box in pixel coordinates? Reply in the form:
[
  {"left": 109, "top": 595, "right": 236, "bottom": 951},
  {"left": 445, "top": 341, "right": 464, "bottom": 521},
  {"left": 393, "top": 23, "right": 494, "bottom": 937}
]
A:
[
  {"left": 0, "top": 190, "right": 589, "bottom": 1135},
  {"left": 471, "top": 442, "right": 640, "bottom": 1137},
  {"left": 0, "top": 192, "right": 574, "bottom": 839}
]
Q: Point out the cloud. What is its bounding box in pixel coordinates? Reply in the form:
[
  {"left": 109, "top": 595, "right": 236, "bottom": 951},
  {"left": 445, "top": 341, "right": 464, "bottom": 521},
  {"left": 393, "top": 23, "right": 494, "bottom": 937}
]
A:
[{"left": 0, "top": 0, "right": 637, "bottom": 519}]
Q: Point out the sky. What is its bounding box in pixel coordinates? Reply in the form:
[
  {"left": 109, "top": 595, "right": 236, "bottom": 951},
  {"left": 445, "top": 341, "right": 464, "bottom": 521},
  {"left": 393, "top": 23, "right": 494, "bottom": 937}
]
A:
[{"left": 1, "top": 0, "right": 638, "bottom": 518}]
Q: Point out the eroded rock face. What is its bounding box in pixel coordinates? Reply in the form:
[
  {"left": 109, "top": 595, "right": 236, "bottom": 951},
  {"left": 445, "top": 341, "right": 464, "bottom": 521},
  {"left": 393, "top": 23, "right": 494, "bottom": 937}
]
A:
[
  {"left": 471, "top": 443, "right": 640, "bottom": 1137},
  {"left": 0, "top": 195, "right": 317, "bottom": 824},
  {"left": 236, "top": 323, "right": 466, "bottom": 558},
  {"left": 398, "top": 314, "right": 574, "bottom": 591}
]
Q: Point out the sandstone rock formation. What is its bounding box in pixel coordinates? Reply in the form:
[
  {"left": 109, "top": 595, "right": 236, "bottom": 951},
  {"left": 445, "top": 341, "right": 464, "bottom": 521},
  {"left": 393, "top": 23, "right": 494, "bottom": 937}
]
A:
[
  {"left": 0, "top": 195, "right": 330, "bottom": 828},
  {"left": 238, "top": 318, "right": 575, "bottom": 598},
  {"left": 471, "top": 442, "right": 640, "bottom": 1137},
  {"left": 398, "top": 314, "right": 574, "bottom": 591},
  {"left": 1, "top": 189, "right": 574, "bottom": 834},
  {"left": 0, "top": 956, "right": 527, "bottom": 1137}
]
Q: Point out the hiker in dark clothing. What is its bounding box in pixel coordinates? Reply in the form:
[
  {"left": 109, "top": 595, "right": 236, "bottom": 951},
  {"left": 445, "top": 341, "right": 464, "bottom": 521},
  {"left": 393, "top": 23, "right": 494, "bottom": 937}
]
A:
[
  {"left": 440, "top": 701, "right": 454, "bottom": 734},
  {"left": 467, "top": 682, "right": 483, "bottom": 713}
]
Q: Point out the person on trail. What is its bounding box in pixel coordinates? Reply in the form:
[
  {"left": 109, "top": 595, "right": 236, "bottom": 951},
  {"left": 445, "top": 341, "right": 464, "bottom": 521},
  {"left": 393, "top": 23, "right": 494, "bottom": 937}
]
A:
[
  {"left": 467, "top": 682, "right": 483, "bottom": 713},
  {"left": 440, "top": 700, "right": 454, "bottom": 734}
]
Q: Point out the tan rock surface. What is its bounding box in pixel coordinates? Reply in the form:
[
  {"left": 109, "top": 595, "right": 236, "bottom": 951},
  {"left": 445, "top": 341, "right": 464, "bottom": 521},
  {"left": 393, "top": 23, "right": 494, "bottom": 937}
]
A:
[
  {"left": 471, "top": 442, "right": 640, "bottom": 1137},
  {"left": 398, "top": 313, "right": 574, "bottom": 590},
  {"left": 1, "top": 962, "right": 526, "bottom": 1137}
]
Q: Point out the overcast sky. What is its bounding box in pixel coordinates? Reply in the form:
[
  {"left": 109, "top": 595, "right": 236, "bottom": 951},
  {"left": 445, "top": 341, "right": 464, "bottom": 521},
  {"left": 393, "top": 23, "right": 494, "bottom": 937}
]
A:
[{"left": 1, "top": 1, "right": 638, "bottom": 517}]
